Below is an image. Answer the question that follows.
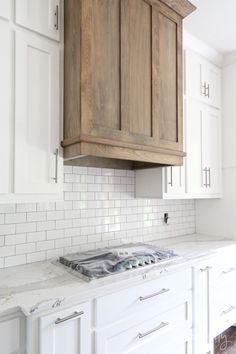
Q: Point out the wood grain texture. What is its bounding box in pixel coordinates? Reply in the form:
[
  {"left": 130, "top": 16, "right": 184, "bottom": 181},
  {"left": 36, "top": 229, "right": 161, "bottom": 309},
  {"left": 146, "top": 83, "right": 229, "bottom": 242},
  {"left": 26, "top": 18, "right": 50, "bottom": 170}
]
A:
[
  {"left": 80, "top": 0, "right": 93, "bottom": 134},
  {"left": 121, "top": 0, "right": 152, "bottom": 137},
  {"left": 144, "top": 0, "right": 196, "bottom": 17},
  {"left": 158, "top": 11, "right": 177, "bottom": 143},
  {"left": 63, "top": 134, "right": 186, "bottom": 156},
  {"left": 81, "top": 142, "right": 183, "bottom": 165},
  {"left": 64, "top": 0, "right": 81, "bottom": 140},
  {"left": 62, "top": 0, "right": 190, "bottom": 166},
  {"left": 92, "top": 0, "right": 121, "bottom": 130}
]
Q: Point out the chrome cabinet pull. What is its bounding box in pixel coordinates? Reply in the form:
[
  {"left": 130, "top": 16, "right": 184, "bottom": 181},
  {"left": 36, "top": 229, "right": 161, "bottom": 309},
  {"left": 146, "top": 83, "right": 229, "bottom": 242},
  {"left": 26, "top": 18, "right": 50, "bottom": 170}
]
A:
[
  {"left": 221, "top": 306, "right": 236, "bottom": 316},
  {"left": 200, "top": 266, "right": 212, "bottom": 272},
  {"left": 55, "top": 311, "right": 84, "bottom": 325},
  {"left": 201, "top": 82, "right": 207, "bottom": 96},
  {"left": 52, "top": 148, "right": 59, "bottom": 184},
  {"left": 203, "top": 167, "right": 208, "bottom": 187},
  {"left": 139, "top": 288, "right": 170, "bottom": 302},
  {"left": 208, "top": 168, "right": 211, "bottom": 188},
  {"left": 222, "top": 268, "right": 235, "bottom": 274},
  {"left": 138, "top": 322, "right": 169, "bottom": 339},
  {"left": 168, "top": 167, "right": 173, "bottom": 186},
  {"left": 206, "top": 83, "right": 210, "bottom": 98},
  {"left": 54, "top": 5, "right": 59, "bottom": 30}
]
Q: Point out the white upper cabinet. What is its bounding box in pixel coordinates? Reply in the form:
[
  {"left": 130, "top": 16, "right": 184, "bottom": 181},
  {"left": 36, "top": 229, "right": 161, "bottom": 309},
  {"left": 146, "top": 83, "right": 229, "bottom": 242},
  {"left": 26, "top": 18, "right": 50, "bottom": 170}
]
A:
[
  {"left": 201, "top": 106, "right": 221, "bottom": 195},
  {"left": 15, "top": 0, "right": 60, "bottom": 40},
  {"left": 40, "top": 302, "right": 91, "bottom": 354},
  {"left": 0, "top": 0, "right": 10, "bottom": 20},
  {"left": 15, "top": 31, "right": 62, "bottom": 195},
  {"left": 0, "top": 20, "right": 11, "bottom": 194},
  {"left": 186, "top": 100, "right": 221, "bottom": 198},
  {"left": 185, "top": 49, "right": 221, "bottom": 109}
]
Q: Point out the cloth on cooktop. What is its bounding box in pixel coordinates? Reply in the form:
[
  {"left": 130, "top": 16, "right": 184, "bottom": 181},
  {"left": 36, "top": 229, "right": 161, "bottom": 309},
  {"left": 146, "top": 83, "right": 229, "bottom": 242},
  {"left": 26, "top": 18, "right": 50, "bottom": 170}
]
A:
[{"left": 58, "top": 243, "right": 178, "bottom": 279}]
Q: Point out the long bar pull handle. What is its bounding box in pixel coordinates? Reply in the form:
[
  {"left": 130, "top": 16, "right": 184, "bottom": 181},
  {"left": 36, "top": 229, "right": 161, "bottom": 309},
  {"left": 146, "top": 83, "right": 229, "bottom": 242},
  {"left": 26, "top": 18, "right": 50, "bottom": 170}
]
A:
[
  {"left": 206, "top": 83, "right": 210, "bottom": 98},
  {"left": 201, "top": 82, "right": 207, "bottom": 96},
  {"left": 54, "top": 5, "right": 59, "bottom": 30},
  {"left": 221, "top": 306, "right": 236, "bottom": 316},
  {"left": 139, "top": 288, "right": 170, "bottom": 302},
  {"left": 138, "top": 322, "right": 169, "bottom": 339},
  {"left": 52, "top": 148, "right": 59, "bottom": 184},
  {"left": 55, "top": 311, "right": 84, "bottom": 325},
  {"left": 200, "top": 266, "right": 213, "bottom": 272},
  {"left": 203, "top": 167, "right": 208, "bottom": 187},
  {"left": 168, "top": 167, "right": 173, "bottom": 186},
  {"left": 208, "top": 168, "right": 211, "bottom": 188}
]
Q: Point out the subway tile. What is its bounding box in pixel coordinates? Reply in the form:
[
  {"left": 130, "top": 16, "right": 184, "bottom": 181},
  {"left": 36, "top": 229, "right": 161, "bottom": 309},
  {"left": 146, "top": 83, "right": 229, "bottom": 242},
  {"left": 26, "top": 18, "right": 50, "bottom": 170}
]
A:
[
  {"left": 37, "top": 240, "right": 54, "bottom": 251},
  {"left": 0, "top": 166, "right": 195, "bottom": 268},
  {"left": 16, "top": 242, "right": 35, "bottom": 255},
  {"left": 5, "top": 255, "right": 26, "bottom": 267},
  {"left": 5, "top": 213, "right": 26, "bottom": 224},
  {"left": 5, "top": 233, "right": 26, "bottom": 246},
  {"left": 27, "top": 251, "right": 46, "bottom": 263}
]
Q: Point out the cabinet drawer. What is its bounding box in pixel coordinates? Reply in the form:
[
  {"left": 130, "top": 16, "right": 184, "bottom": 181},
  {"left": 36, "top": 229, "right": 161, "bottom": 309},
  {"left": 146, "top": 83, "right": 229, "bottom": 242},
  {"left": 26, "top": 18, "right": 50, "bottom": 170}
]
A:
[
  {"left": 96, "top": 302, "right": 191, "bottom": 354},
  {"left": 212, "top": 253, "right": 236, "bottom": 289},
  {"left": 95, "top": 269, "right": 192, "bottom": 327},
  {"left": 213, "top": 289, "right": 236, "bottom": 336}
]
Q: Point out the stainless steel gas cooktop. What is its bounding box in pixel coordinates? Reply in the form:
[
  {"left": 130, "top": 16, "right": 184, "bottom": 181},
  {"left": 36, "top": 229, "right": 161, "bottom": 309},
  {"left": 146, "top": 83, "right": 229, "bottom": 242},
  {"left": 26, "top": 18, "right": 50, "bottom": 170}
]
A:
[{"left": 58, "top": 243, "right": 179, "bottom": 280}]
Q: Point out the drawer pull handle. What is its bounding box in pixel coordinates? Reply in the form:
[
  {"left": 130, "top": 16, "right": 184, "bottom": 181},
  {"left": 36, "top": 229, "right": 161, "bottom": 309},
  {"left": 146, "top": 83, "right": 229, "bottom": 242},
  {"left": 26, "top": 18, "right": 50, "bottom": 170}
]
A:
[
  {"left": 139, "top": 288, "right": 170, "bottom": 302},
  {"left": 55, "top": 311, "right": 84, "bottom": 325},
  {"left": 222, "top": 268, "right": 235, "bottom": 274},
  {"left": 138, "top": 322, "right": 169, "bottom": 339},
  {"left": 200, "top": 266, "right": 212, "bottom": 272},
  {"left": 221, "top": 306, "right": 236, "bottom": 316}
]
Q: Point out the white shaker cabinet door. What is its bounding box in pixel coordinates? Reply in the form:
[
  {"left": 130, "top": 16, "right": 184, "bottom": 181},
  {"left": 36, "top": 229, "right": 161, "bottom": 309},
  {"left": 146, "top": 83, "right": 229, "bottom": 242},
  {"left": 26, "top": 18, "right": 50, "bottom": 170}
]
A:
[
  {"left": 0, "top": 311, "right": 26, "bottom": 354},
  {"left": 15, "top": 0, "right": 60, "bottom": 40},
  {"left": 165, "top": 165, "right": 186, "bottom": 196},
  {"left": 40, "top": 303, "right": 91, "bottom": 354},
  {"left": 15, "top": 32, "right": 62, "bottom": 195},
  {"left": 0, "top": 21, "right": 11, "bottom": 194},
  {"left": 201, "top": 107, "right": 221, "bottom": 196},
  {"left": 0, "top": 0, "right": 10, "bottom": 20}
]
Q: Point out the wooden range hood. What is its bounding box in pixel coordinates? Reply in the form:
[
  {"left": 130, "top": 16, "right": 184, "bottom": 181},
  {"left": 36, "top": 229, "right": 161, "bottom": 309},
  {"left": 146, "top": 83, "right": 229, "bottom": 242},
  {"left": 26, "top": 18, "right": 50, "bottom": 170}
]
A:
[{"left": 62, "top": 0, "right": 196, "bottom": 169}]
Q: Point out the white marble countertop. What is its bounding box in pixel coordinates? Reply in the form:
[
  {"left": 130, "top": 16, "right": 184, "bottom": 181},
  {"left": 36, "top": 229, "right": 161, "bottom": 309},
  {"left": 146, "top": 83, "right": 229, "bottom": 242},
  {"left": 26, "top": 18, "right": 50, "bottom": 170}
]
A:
[{"left": 0, "top": 233, "right": 236, "bottom": 317}]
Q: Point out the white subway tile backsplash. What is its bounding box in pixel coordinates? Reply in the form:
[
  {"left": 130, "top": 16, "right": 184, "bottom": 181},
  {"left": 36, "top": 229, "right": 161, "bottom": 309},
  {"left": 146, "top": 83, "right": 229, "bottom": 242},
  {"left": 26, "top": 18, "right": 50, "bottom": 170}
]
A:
[{"left": 0, "top": 166, "right": 195, "bottom": 268}]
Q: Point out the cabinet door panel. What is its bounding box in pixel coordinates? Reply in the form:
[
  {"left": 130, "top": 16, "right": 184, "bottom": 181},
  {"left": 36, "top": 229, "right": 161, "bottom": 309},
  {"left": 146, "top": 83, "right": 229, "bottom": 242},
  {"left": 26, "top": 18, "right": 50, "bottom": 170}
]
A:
[
  {"left": 92, "top": 0, "right": 121, "bottom": 131},
  {"left": 202, "top": 62, "right": 221, "bottom": 108},
  {"left": 0, "top": 0, "right": 10, "bottom": 19},
  {"left": 15, "top": 0, "right": 60, "bottom": 40},
  {"left": 40, "top": 303, "right": 91, "bottom": 354},
  {"left": 155, "top": 5, "right": 183, "bottom": 151},
  {"left": 0, "top": 21, "right": 11, "bottom": 194},
  {"left": 165, "top": 165, "right": 186, "bottom": 195},
  {"left": 0, "top": 313, "right": 26, "bottom": 354},
  {"left": 121, "top": 0, "right": 152, "bottom": 137},
  {"left": 193, "top": 264, "right": 213, "bottom": 354},
  {"left": 202, "top": 107, "right": 221, "bottom": 195},
  {"left": 186, "top": 100, "right": 204, "bottom": 195},
  {"left": 15, "top": 32, "right": 62, "bottom": 195}
]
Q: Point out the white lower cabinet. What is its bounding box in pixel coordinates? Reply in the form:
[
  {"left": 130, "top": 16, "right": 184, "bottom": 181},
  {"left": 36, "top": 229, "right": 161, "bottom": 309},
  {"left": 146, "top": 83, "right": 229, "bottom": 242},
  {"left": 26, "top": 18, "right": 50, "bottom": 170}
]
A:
[
  {"left": 39, "top": 302, "right": 91, "bottom": 354},
  {"left": 96, "top": 306, "right": 192, "bottom": 354},
  {"left": 4, "top": 252, "right": 236, "bottom": 354},
  {"left": 193, "top": 260, "right": 214, "bottom": 354},
  {"left": 0, "top": 311, "right": 26, "bottom": 354}
]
